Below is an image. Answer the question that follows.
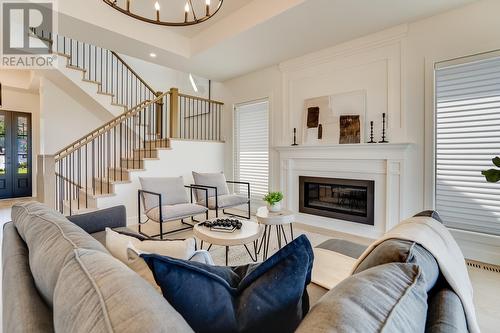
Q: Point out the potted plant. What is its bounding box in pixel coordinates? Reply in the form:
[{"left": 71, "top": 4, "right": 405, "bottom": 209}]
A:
[
  {"left": 263, "top": 191, "right": 284, "bottom": 212},
  {"left": 482, "top": 156, "right": 500, "bottom": 183}
]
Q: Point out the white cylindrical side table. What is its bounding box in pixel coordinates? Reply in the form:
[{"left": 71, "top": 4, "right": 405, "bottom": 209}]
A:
[{"left": 255, "top": 206, "right": 295, "bottom": 260}]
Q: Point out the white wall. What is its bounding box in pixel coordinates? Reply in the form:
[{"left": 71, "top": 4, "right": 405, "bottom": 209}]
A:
[
  {"left": 118, "top": 54, "right": 211, "bottom": 98},
  {"left": 39, "top": 77, "right": 112, "bottom": 154},
  {"left": 220, "top": 0, "right": 500, "bottom": 263},
  {"left": 97, "top": 139, "right": 225, "bottom": 224}
]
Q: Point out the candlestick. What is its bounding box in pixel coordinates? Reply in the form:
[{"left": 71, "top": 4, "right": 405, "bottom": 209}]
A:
[
  {"left": 379, "top": 113, "right": 388, "bottom": 143},
  {"left": 292, "top": 128, "right": 298, "bottom": 146},
  {"left": 368, "top": 121, "right": 375, "bottom": 143},
  {"left": 184, "top": 2, "right": 189, "bottom": 22},
  {"left": 154, "top": 2, "right": 160, "bottom": 21}
]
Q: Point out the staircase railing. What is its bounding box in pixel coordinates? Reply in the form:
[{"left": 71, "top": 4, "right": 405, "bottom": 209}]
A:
[
  {"left": 55, "top": 87, "right": 224, "bottom": 215},
  {"left": 33, "top": 29, "right": 157, "bottom": 110},
  {"left": 55, "top": 92, "right": 168, "bottom": 215}
]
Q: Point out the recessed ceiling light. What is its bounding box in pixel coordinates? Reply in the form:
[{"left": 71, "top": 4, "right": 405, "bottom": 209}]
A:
[{"left": 150, "top": 53, "right": 157, "bottom": 58}]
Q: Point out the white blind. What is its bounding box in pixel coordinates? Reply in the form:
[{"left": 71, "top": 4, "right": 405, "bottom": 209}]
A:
[
  {"left": 234, "top": 100, "right": 269, "bottom": 200},
  {"left": 435, "top": 54, "right": 500, "bottom": 235}
]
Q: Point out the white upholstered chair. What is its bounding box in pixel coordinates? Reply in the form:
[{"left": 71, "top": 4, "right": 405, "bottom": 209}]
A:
[
  {"left": 138, "top": 176, "right": 209, "bottom": 239},
  {"left": 191, "top": 172, "right": 251, "bottom": 219}
]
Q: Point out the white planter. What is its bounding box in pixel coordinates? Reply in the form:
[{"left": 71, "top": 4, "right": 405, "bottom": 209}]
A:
[{"left": 268, "top": 201, "right": 282, "bottom": 212}]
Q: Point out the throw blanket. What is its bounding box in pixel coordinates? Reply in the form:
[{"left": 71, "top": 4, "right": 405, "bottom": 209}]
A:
[{"left": 351, "top": 216, "right": 480, "bottom": 333}]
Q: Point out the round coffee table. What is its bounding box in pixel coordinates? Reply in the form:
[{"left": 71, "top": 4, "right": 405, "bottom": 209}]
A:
[
  {"left": 193, "top": 220, "right": 263, "bottom": 266},
  {"left": 256, "top": 207, "right": 295, "bottom": 260}
]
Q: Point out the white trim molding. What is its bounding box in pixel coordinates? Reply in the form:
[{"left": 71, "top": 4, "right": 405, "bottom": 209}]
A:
[{"left": 275, "top": 143, "right": 412, "bottom": 239}]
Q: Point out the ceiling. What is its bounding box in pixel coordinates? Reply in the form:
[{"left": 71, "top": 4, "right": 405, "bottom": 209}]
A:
[
  {"left": 109, "top": 0, "right": 252, "bottom": 37},
  {"left": 58, "top": 0, "right": 478, "bottom": 81}
]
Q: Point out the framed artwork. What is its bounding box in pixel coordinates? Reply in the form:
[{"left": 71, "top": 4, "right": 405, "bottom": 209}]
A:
[
  {"left": 306, "top": 107, "right": 319, "bottom": 128},
  {"left": 339, "top": 115, "right": 361, "bottom": 144},
  {"left": 302, "top": 90, "right": 366, "bottom": 145}
]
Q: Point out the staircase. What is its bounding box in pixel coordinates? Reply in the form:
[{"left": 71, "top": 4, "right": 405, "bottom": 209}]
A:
[
  {"left": 34, "top": 29, "right": 158, "bottom": 116},
  {"left": 37, "top": 31, "right": 225, "bottom": 216}
]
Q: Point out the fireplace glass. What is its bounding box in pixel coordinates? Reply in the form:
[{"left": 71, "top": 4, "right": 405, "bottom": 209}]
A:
[{"left": 299, "top": 176, "right": 374, "bottom": 225}]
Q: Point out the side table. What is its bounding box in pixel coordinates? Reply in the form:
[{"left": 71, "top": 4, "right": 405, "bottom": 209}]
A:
[{"left": 255, "top": 207, "right": 295, "bottom": 260}]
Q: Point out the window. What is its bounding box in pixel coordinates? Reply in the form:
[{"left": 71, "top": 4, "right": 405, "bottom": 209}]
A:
[
  {"left": 435, "top": 52, "right": 500, "bottom": 235},
  {"left": 234, "top": 100, "right": 269, "bottom": 200}
]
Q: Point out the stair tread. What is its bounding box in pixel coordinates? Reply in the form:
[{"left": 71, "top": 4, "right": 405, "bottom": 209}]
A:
[{"left": 66, "top": 65, "right": 86, "bottom": 72}]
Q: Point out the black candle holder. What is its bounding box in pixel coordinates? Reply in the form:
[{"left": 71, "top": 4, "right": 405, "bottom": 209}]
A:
[
  {"left": 368, "top": 121, "right": 375, "bottom": 143},
  {"left": 292, "top": 128, "right": 298, "bottom": 146},
  {"left": 379, "top": 113, "right": 388, "bottom": 143}
]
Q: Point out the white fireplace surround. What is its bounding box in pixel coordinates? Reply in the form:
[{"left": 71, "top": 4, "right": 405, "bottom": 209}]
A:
[{"left": 275, "top": 143, "right": 412, "bottom": 239}]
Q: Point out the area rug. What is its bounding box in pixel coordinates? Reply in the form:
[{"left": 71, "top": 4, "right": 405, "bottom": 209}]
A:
[{"left": 312, "top": 239, "right": 367, "bottom": 290}]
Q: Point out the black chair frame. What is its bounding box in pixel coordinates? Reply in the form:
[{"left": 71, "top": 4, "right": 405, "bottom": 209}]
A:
[
  {"left": 137, "top": 185, "right": 209, "bottom": 239},
  {"left": 192, "top": 181, "right": 251, "bottom": 220}
]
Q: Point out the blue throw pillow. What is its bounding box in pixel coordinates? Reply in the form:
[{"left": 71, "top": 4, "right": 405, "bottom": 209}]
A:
[{"left": 141, "top": 234, "right": 314, "bottom": 333}]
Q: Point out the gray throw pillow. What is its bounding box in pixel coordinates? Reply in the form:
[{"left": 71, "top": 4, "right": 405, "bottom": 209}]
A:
[
  {"left": 11, "top": 201, "right": 108, "bottom": 307},
  {"left": 296, "top": 263, "right": 428, "bottom": 333},
  {"left": 192, "top": 171, "right": 229, "bottom": 199},
  {"left": 139, "top": 177, "right": 189, "bottom": 211},
  {"left": 353, "top": 239, "right": 439, "bottom": 291},
  {"left": 53, "top": 248, "right": 193, "bottom": 333}
]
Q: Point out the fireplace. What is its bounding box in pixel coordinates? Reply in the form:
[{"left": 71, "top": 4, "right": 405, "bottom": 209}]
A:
[{"left": 299, "top": 176, "right": 374, "bottom": 225}]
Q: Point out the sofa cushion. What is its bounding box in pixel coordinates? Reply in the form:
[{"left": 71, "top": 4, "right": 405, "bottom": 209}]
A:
[
  {"left": 353, "top": 239, "right": 439, "bottom": 291},
  {"left": 192, "top": 171, "right": 229, "bottom": 199},
  {"left": 139, "top": 177, "right": 189, "bottom": 211},
  {"left": 146, "top": 203, "right": 207, "bottom": 222},
  {"left": 296, "top": 263, "right": 428, "bottom": 333},
  {"left": 199, "top": 194, "right": 248, "bottom": 209},
  {"left": 141, "top": 234, "right": 314, "bottom": 333},
  {"left": 53, "top": 248, "right": 193, "bottom": 333},
  {"left": 11, "top": 201, "right": 107, "bottom": 306},
  {"left": 105, "top": 227, "right": 196, "bottom": 263},
  {"left": 2, "top": 222, "right": 54, "bottom": 333},
  {"left": 66, "top": 205, "right": 126, "bottom": 234},
  {"left": 426, "top": 284, "right": 468, "bottom": 333}
]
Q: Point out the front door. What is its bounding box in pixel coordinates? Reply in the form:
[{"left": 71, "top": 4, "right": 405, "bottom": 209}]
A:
[{"left": 0, "top": 111, "right": 32, "bottom": 199}]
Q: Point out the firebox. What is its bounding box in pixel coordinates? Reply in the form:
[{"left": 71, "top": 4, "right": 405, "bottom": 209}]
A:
[{"left": 299, "top": 176, "right": 374, "bottom": 225}]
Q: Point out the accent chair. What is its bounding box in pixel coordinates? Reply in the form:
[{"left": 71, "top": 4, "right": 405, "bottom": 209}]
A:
[
  {"left": 192, "top": 171, "right": 251, "bottom": 219},
  {"left": 138, "top": 176, "right": 209, "bottom": 239}
]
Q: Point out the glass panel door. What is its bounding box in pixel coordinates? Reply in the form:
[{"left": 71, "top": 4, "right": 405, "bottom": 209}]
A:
[
  {"left": 0, "top": 111, "right": 32, "bottom": 199},
  {"left": 13, "top": 112, "right": 31, "bottom": 197}
]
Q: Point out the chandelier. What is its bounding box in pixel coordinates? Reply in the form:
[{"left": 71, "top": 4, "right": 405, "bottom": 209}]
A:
[{"left": 102, "top": 0, "right": 224, "bottom": 27}]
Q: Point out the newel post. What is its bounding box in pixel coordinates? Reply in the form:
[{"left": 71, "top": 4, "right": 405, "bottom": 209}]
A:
[
  {"left": 169, "top": 87, "right": 179, "bottom": 138},
  {"left": 154, "top": 91, "right": 164, "bottom": 138}
]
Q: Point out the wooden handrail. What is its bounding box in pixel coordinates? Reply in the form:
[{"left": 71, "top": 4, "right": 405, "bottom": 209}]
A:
[
  {"left": 54, "top": 96, "right": 163, "bottom": 161},
  {"left": 178, "top": 92, "right": 224, "bottom": 105},
  {"left": 110, "top": 51, "right": 156, "bottom": 94}
]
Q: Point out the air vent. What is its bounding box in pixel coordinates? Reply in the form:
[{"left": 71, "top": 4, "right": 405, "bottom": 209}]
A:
[{"left": 466, "top": 259, "right": 500, "bottom": 274}]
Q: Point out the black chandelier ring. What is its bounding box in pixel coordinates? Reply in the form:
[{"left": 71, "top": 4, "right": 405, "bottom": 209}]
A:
[{"left": 102, "top": 0, "right": 224, "bottom": 27}]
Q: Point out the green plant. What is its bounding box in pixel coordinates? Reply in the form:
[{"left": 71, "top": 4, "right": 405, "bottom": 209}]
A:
[
  {"left": 263, "top": 191, "right": 283, "bottom": 205},
  {"left": 482, "top": 156, "right": 500, "bottom": 183}
]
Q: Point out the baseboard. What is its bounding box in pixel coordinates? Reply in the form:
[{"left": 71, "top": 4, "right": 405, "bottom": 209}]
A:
[{"left": 450, "top": 228, "right": 500, "bottom": 266}]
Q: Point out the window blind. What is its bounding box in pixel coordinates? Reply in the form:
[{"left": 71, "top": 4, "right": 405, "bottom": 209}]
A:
[
  {"left": 234, "top": 100, "right": 269, "bottom": 200},
  {"left": 435, "top": 54, "right": 500, "bottom": 235}
]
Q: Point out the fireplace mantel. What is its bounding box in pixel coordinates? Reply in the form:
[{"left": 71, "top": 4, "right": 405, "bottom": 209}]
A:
[
  {"left": 274, "top": 143, "right": 413, "bottom": 160},
  {"left": 275, "top": 142, "right": 414, "bottom": 239}
]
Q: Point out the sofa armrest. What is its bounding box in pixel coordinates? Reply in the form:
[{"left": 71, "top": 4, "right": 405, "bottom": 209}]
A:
[{"left": 67, "top": 205, "right": 127, "bottom": 234}]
